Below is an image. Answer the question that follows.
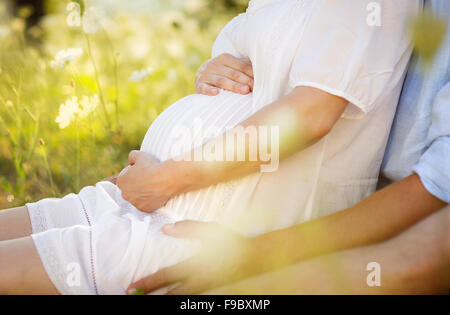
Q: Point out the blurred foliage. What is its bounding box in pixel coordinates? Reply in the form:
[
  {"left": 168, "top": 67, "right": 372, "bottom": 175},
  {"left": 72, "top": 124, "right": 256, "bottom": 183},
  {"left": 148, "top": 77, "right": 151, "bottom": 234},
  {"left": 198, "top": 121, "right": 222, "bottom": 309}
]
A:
[
  {"left": 410, "top": 8, "right": 448, "bottom": 67},
  {"left": 0, "top": 0, "right": 247, "bottom": 207},
  {"left": 0, "top": 1, "right": 446, "bottom": 208}
]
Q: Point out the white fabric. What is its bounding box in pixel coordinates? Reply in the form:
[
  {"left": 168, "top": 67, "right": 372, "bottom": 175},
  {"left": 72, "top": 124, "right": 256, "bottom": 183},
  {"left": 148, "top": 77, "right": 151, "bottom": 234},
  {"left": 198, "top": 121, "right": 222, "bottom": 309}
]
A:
[{"left": 28, "top": 0, "right": 420, "bottom": 294}]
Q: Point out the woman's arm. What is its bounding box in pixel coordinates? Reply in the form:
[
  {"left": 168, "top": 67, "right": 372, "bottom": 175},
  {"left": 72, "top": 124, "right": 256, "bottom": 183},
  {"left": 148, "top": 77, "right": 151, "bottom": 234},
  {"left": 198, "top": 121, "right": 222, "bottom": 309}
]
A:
[
  {"left": 170, "top": 86, "right": 347, "bottom": 193},
  {"left": 117, "top": 86, "right": 348, "bottom": 212},
  {"left": 127, "top": 173, "right": 447, "bottom": 294}
]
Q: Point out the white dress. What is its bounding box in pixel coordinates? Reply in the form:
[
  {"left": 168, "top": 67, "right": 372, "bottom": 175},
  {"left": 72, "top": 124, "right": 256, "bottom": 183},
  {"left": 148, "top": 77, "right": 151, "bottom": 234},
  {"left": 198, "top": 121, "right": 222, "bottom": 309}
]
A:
[{"left": 27, "top": 0, "right": 420, "bottom": 294}]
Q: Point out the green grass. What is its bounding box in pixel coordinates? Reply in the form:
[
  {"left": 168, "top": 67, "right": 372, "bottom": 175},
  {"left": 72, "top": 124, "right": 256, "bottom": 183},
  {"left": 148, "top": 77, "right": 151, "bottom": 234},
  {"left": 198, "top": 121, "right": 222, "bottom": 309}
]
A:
[
  {"left": 0, "top": 1, "right": 445, "bottom": 209},
  {"left": 0, "top": 1, "right": 234, "bottom": 208}
]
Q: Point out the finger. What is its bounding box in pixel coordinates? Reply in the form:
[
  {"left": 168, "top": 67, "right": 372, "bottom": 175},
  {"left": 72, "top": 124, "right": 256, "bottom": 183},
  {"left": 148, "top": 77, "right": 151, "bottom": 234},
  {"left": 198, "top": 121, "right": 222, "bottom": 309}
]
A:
[
  {"left": 143, "top": 152, "right": 160, "bottom": 164},
  {"left": 128, "top": 151, "right": 159, "bottom": 166},
  {"left": 103, "top": 174, "right": 118, "bottom": 184},
  {"left": 127, "top": 262, "right": 188, "bottom": 295},
  {"left": 128, "top": 150, "right": 140, "bottom": 165},
  {"left": 217, "top": 54, "right": 254, "bottom": 79},
  {"left": 118, "top": 165, "right": 131, "bottom": 177},
  {"left": 163, "top": 220, "right": 221, "bottom": 239},
  {"left": 196, "top": 82, "right": 220, "bottom": 96},
  {"left": 239, "top": 57, "right": 254, "bottom": 78},
  {"left": 203, "top": 74, "right": 250, "bottom": 95},
  {"left": 210, "top": 63, "right": 254, "bottom": 91}
]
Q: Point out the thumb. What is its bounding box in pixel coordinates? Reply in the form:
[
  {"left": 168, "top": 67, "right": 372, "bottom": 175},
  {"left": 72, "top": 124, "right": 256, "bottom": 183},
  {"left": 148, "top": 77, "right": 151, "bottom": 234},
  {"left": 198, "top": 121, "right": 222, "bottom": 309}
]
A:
[
  {"left": 128, "top": 150, "right": 141, "bottom": 165},
  {"left": 162, "top": 220, "right": 222, "bottom": 240}
]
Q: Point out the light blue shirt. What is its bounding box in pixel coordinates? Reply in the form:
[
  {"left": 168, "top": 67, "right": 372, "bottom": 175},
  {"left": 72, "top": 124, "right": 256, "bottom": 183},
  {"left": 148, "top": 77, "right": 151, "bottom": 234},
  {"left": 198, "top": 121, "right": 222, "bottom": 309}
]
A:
[{"left": 382, "top": 0, "right": 450, "bottom": 203}]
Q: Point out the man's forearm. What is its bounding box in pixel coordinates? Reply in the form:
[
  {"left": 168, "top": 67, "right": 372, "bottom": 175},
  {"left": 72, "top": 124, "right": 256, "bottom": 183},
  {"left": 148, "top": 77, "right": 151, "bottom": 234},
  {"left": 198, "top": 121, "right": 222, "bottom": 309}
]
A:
[
  {"left": 163, "top": 87, "right": 348, "bottom": 195},
  {"left": 208, "top": 206, "right": 450, "bottom": 295},
  {"left": 252, "top": 174, "right": 447, "bottom": 272}
]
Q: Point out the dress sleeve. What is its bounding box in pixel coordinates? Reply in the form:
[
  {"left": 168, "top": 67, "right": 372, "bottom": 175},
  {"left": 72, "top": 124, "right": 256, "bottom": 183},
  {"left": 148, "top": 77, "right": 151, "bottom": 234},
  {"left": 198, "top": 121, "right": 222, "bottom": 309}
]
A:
[
  {"left": 413, "top": 83, "right": 450, "bottom": 203},
  {"left": 289, "top": 0, "right": 421, "bottom": 118}
]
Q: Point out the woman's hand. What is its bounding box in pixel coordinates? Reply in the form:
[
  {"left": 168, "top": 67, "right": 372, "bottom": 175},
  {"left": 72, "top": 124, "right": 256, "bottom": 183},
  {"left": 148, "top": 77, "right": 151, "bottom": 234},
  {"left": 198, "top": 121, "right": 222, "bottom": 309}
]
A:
[
  {"left": 103, "top": 173, "right": 119, "bottom": 185},
  {"left": 116, "top": 150, "right": 174, "bottom": 212},
  {"left": 195, "top": 53, "right": 254, "bottom": 96},
  {"left": 127, "top": 221, "right": 263, "bottom": 295}
]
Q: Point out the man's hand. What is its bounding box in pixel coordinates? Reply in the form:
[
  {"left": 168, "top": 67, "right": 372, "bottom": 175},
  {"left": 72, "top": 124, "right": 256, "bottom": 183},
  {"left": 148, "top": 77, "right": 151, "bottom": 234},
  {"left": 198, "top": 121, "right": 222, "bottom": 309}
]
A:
[
  {"left": 195, "top": 53, "right": 254, "bottom": 96},
  {"left": 116, "top": 150, "right": 173, "bottom": 212},
  {"left": 127, "top": 221, "right": 263, "bottom": 295}
]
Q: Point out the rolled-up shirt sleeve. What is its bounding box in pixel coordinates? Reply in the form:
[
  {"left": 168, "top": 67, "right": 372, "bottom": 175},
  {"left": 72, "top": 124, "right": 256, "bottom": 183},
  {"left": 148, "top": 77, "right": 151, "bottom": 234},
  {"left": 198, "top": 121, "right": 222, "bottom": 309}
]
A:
[{"left": 413, "top": 83, "right": 450, "bottom": 203}]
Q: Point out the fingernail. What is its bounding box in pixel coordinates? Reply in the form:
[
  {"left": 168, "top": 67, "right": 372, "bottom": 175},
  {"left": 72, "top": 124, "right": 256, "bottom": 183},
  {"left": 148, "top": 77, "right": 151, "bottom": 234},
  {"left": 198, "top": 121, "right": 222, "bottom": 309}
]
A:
[
  {"left": 240, "top": 85, "right": 249, "bottom": 93},
  {"left": 127, "top": 288, "right": 144, "bottom": 295},
  {"left": 212, "top": 88, "right": 219, "bottom": 94}
]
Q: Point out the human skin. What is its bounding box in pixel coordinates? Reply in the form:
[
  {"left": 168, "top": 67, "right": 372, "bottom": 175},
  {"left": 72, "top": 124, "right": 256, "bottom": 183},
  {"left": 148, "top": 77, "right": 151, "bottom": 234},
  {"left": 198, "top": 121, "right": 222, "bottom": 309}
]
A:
[
  {"left": 206, "top": 205, "right": 450, "bottom": 295},
  {"left": 126, "top": 55, "right": 448, "bottom": 295},
  {"left": 0, "top": 207, "right": 32, "bottom": 241},
  {"left": 0, "top": 199, "right": 447, "bottom": 295},
  {"left": 194, "top": 54, "right": 254, "bottom": 96},
  {"left": 0, "top": 235, "right": 58, "bottom": 294},
  {"left": 127, "top": 173, "right": 446, "bottom": 294},
  {"left": 102, "top": 54, "right": 254, "bottom": 185},
  {"left": 116, "top": 85, "right": 348, "bottom": 212},
  {"left": 0, "top": 55, "right": 347, "bottom": 295},
  {"left": 0, "top": 56, "right": 443, "bottom": 295},
  {"left": 0, "top": 174, "right": 447, "bottom": 295},
  {"left": 0, "top": 208, "right": 58, "bottom": 294}
]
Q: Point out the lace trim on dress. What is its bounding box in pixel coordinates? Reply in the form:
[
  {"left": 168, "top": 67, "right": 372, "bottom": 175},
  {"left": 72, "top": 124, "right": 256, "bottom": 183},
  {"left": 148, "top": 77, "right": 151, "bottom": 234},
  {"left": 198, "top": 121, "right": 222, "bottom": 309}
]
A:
[
  {"left": 34, "top": 236, "right": 72, "bottom": 294},
  {"left": 28, "top": 202, "right": 75, "bottom": 294},
  {"left": 30, "top": 196, "right": 99, "bottom": 295},
  {"left": 28, "top": 202, "right": 49, "bottom": 234},
  {"left": 78, "top": 196, "right": 99, "bottom": 295}
]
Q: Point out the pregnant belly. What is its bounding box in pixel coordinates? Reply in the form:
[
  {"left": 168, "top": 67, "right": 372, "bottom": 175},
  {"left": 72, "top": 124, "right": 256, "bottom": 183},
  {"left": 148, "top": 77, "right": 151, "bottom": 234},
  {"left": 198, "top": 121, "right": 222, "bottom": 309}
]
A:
[
  {"left": 139, "top": 91, "right": 259, "bottom": 224},
  {"left": 140, "top": 91, "right": 254, "bottom": 161}
]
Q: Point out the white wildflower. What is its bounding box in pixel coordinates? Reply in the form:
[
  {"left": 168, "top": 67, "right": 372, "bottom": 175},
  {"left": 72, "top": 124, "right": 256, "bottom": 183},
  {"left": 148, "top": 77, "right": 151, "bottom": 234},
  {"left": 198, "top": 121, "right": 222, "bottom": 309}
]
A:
[
  {"left": 82, "top": 7, "right": 104, "bottom": 34},
  {"left": 6, "top": 194, "right": 14, "bottom": 203},
  {"left": 79, "top": 94, "right": 99, "bottom": 118},
  {"left": 50, "top": 48, "right": 83, "bottom": 69},
  {"left": 66, "top": 2, "right": 81, "bottom": 27},
  {"left": 129, "top": 67, "right": 154, "bottom": 82},
  {"left": 55, "top": 96, "right": 80, "bottom": 129},
  {"left": 66, "top": 3, "right": 104, "bottom": 34},
  {"left": 55, "top": 95, "right": 99, "bottom": 128}
]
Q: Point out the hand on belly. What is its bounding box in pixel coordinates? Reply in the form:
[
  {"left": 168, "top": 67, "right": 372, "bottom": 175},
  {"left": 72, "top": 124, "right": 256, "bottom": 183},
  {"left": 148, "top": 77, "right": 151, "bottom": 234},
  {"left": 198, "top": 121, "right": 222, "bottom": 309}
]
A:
[{"left": 116, "top": 150, "right": 174, "bottom": 213}]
